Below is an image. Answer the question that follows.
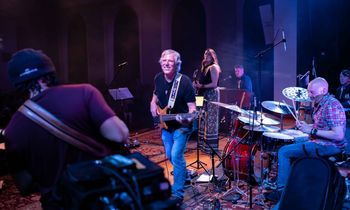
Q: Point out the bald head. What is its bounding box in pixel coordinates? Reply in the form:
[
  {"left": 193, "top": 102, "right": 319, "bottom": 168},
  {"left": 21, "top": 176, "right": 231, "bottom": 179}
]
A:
[
  {"left": 308, "top": 77, "right": 329, "bottom": 102},
  {"left": 309, "top": 77, "right": 328, "bottom": 92}
]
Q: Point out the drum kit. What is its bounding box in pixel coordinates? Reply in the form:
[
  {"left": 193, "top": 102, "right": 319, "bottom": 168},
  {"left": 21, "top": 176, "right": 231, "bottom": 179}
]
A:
[{"left": 211, "top": 86, "right": 310, "bottom": 205}]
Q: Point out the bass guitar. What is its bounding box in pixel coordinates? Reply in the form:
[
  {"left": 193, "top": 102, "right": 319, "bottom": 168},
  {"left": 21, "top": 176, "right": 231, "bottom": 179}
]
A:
[{"left": 153, "top": 106, "right": 198, "bottom": 129}]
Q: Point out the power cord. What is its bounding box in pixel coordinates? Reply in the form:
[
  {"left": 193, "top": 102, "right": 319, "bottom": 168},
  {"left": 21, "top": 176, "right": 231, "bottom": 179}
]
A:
[{"left": 98, "top": 164, "right": 143, "bottom": 210}]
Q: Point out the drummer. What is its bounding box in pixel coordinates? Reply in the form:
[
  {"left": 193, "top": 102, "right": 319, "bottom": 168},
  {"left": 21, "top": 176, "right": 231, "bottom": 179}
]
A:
[{"left": 266, "top": 77, "right": 347, "bottom": 206}]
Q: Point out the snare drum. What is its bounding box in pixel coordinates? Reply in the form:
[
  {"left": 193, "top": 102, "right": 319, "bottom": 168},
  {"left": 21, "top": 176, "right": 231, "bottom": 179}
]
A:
[{"left": 262, "top": 132, "right": 294, "bottom": 152}]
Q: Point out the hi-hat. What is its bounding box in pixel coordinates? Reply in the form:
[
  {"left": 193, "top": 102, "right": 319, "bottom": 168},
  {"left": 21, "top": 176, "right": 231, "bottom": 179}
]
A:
[
  {"left": 210, "top": 101, "right": 247, "bottom": 114},
  {"left": 239, "top": 111, "right": 280, "bottom": 125},
  {"left": 261, "top": 101, "right": 294, "bottom": 115},
  {"left": 238, "top": 116, "right": 261, "bottom": 126},
  {"left": 243, "top": 125, "right": 280, "bottom": 132},
  {"left": 282, "top": 87, "right": 310, "bottom": 102}
]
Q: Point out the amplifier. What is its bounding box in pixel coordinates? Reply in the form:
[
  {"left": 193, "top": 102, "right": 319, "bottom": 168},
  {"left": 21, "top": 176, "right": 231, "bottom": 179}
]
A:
[{"left": 58, "top": 152, "right": 172, "bottom": 210}]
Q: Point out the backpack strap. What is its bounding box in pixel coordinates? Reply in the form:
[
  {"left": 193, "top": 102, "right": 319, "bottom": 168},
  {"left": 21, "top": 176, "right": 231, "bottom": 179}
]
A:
[{"left": 18, "top": 100, "right": 113, "bottom": 157}]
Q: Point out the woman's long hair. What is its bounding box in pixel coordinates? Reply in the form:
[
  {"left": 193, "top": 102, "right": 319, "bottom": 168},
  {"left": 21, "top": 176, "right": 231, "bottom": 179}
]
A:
[{"left": 201, "top": 48, "right": 220, "bottom": 74}]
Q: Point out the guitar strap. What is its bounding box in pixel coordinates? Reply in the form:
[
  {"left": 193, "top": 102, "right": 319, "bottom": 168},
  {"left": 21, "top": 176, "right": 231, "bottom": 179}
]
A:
[
  {"left": 167, "top": 73, "right": 182, "bottom": 109},
  {"left": 18, "top": 100, "right": 112, "bottom": 158}
]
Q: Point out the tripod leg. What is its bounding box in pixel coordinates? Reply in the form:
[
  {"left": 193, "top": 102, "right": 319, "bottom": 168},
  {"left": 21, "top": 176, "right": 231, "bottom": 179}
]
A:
[
  {"left": 187, "top": 129, "right": 208, "bottom": 172},
  {"left": 187, "top": 108, "right": 208, "bottom": 171}
]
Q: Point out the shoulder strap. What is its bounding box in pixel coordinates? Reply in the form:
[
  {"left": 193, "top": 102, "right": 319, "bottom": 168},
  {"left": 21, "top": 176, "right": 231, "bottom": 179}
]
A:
[
  {"left": 18, "top": 100, "right": 112, "bottom": 157},
  {"left": 167, "top": 73, "right": 182, "bottom": 109}
]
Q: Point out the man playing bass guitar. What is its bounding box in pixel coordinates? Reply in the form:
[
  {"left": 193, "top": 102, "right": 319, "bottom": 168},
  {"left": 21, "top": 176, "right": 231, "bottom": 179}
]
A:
[{"left": 150, "top": 49, "right": 196, "bottom": 204}]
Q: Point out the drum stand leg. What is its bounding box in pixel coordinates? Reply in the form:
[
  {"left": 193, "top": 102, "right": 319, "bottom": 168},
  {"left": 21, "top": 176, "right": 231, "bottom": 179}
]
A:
[
  {"left": 221, "top": 155, "right": 248, "bottom": 203},
  {"left": 262, "top": 152, "right": 278, "bottom": 190},
  {"left": 252, "top": 143, "right": 270, "bottom": 208}
]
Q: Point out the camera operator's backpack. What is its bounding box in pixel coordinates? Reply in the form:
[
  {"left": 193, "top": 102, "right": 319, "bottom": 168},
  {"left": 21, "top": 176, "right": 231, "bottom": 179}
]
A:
[{"left": 278, "top": 157, "right": 346, "bottom": 210}]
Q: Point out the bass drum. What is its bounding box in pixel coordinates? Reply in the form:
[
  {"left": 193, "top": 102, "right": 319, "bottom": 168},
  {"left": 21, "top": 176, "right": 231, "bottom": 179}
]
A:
[{"left": 222, "top": 137, "right": 269, "bottom": 182}]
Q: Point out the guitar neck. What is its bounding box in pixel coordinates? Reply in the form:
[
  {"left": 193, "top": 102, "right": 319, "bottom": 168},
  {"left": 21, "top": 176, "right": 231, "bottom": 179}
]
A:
[{"left": 160, "top": 113, "right": 195, "bottom": 122}]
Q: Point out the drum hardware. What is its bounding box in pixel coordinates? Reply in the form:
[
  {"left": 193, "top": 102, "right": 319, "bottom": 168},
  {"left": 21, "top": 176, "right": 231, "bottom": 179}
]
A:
[
  {"left": 219, "top": 136, "right": 249, "bottom": 200},
  {"left": 257, "top": 132, "right": 295, "bottom": 191},
  {"left": 252, "top": 122, "right": 271, "bottom": 207},
  {"left": 221, "top": 97, "right": 268, "bottom": 207}
]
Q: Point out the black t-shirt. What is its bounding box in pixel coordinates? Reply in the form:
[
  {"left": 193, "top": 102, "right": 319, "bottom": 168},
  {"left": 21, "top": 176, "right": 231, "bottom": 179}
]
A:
[{"left": 153, "top": 72, "right": 196, "bottom": 129}]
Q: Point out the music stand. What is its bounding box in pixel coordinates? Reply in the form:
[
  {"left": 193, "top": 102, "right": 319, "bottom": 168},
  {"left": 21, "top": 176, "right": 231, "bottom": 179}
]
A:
[
  {"left": 187, "top": 96, "right": 209, "bottom": 174},
  {"left": 108, "top": 87, "right": 133, "bottom": 101},
  {"left": 108, "top": 87, "right": 134, "bottom": 127}
]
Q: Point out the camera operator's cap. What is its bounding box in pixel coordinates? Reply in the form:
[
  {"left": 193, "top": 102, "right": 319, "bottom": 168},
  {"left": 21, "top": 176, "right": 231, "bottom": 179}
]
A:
[
  {"left": 341, "top": 69, "right": 350, "bottom": 78},
  {"left": 7, "top": 48, "right": 56, "bottom": 89}
]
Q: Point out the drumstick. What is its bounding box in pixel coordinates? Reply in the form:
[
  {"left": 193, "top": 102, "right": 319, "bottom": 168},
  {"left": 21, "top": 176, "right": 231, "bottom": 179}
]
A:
[
  {"left": 291, "top": 99, "right": 298, "bottom": 121},
  {"left": 282, "top": 100, "right": 300, "bottom": 124}
]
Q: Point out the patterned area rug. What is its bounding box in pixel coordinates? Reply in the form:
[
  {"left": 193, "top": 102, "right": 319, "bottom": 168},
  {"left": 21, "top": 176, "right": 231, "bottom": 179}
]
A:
[
  {"left": 182, "top": 180, "right": 276, "bottom": 210},
  {"left": 0, "top": 175, "right": 41, "bottom": 210},
  {"left": 129, "top": 129, "right": 167, "bottom": 164},
  {"left": 2, "top": 128, "right": 350, "bottom": 209}
]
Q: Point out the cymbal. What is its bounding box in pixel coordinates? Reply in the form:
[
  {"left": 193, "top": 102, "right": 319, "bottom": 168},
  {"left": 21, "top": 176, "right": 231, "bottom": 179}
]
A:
[
  {"left": 282, "top": 87, "right": 310, "bottom": 102},
  {"left": 238, "top": 116, "right": 261, "bottom": 125},
  {"left": 243, "top": 125, "right": 280, "bottom": 132},
  {"left": 210, "top": 101, "right": 247, "bottom": 114},
  {"left": 260, "top": 114, "right": 280, "bottom": 125},
  {"left": 240, "top": 111, "right": 280, "bottom": 125},
  {"left": 261, "top": 101, "right": 294, "bottom": 115}
]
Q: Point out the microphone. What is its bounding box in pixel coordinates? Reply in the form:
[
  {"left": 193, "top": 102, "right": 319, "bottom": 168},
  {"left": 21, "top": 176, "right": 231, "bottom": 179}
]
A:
[
  {"left": 117, "top": 61, "right": 128, "bottom": 67},
  {"left": 221, "top": 75, "right": 232, "bottom": 82},
  {"left": 282, "top": 30, "right": 287, "bottom": 51}
]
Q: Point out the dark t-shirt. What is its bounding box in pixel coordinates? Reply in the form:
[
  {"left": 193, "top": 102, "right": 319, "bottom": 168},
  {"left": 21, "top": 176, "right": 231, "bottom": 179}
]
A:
[
  {"left": 153, "top": 72, "right": 196, "bottom": 129},
  {"left": 232, "top": 74, "right": 253, "bottom": 92},
  {"left": 5, "top": 84, "right": 115, "bottom": 194}
]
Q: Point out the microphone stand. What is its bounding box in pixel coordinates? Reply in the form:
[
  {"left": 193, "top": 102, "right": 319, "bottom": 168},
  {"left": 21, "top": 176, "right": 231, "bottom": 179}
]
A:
[
  {"left": 247, "top": 97, "right": 258, "bottom": 209},
  {"left": 255, "top": 36, "right": 286, "bottom": 107},
  {"left": 249, "top": 34, "right": 285, "bottom": 208}
]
